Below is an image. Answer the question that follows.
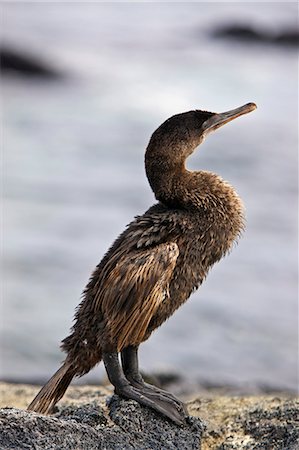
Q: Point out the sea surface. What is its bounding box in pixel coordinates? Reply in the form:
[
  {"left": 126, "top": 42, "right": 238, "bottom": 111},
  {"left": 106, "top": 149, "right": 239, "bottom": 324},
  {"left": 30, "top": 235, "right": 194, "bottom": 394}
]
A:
[{"left": 1, "top": 2, "right": 298, "bottom": 392}]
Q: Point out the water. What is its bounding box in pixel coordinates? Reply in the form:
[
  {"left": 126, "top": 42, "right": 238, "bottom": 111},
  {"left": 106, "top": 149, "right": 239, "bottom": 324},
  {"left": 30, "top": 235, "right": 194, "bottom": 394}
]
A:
[{"left": 1, "top": 3, "right": 298, "bottom": 392}]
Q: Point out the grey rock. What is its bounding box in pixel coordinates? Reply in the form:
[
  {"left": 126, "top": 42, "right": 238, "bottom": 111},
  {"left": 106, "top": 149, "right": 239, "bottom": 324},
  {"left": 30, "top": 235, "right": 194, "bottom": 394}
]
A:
[
  {"left": 241, "top": 401, "right": 299, "bottom": 450},
  {"left": 0, "top": 395, "right": 204, "bottom": 450},
  {"left": 189, "top": 396, "right": 299, "bottom": 450},
  {"left": 0, "top": 46, "right": 62, "bottom": 78},
  {"left": 1, "top": 383, "right": 298, "bottom": 450},
  {"left": 211, "top": 24, "right": 299, "bottom": 47}
]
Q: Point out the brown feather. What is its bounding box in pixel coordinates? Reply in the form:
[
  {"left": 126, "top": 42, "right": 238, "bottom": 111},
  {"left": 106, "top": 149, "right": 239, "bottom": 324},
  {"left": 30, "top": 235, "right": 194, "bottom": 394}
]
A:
[
  {"left": 95, "top": 243, "right": 179, "bottom": 352},
  {"left": 27, "top": 361, "right": 75, "bottom": 414}
]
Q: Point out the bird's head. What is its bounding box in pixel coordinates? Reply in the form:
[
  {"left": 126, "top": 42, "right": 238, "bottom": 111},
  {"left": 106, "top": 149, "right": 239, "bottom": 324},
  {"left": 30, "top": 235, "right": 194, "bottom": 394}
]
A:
[
  {"left": 145, "top": 103, "right": 257, "bottom": 199},
  {"left": 145, "top": 102, "right": 257, "bottom": 172}
]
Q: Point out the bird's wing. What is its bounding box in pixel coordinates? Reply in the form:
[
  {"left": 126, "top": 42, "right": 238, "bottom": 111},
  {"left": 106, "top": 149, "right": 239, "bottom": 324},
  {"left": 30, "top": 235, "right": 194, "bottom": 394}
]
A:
[{"left": 94, "top": 242, "right": 179, "bottom": 352}]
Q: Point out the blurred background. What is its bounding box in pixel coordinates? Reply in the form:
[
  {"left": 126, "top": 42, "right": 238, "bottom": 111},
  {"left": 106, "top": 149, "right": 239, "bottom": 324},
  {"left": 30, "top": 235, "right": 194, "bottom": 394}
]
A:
[{"left": 1, "top": 2, "right": 298, "bottom": 394}]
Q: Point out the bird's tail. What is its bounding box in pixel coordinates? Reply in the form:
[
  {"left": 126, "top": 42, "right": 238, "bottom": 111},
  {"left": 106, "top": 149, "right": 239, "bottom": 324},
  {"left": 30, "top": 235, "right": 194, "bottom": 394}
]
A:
[{"left": 27, "top": 361, "right": 76, "bottom": 414}]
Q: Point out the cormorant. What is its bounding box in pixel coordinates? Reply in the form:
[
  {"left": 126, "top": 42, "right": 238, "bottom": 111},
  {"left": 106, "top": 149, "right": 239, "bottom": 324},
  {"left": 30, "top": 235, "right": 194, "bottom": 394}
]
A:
[{"left": 28, "top": 102, "right": 257, "bottom": 425}]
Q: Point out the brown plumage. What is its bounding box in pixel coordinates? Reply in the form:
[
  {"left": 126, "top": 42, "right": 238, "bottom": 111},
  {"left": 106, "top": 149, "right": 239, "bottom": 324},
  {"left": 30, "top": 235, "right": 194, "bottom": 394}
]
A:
[{"left": 28, "top": 102, "right": 256, "bottom": 424}]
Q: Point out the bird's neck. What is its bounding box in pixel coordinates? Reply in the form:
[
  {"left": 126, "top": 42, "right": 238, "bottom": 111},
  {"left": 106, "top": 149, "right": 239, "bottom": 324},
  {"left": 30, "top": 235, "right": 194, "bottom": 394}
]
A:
[
  {"left": 146, "top": 161, "right": 242, "bottom": 215},
  {"left": 146, "top": 160, "right": 188, "bottom": 208}
]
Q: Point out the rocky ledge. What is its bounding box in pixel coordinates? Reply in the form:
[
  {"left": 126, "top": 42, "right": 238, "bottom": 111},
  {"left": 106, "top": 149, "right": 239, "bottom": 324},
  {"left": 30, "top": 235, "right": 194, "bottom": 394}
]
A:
[{"left": 0, "top": 382, "right": 298, "bottom": 449}]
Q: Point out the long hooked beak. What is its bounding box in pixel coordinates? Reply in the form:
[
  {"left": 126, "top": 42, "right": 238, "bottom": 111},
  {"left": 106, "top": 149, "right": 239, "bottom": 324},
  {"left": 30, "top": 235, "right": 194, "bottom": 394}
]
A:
[{"left": 202, "top": 102, "right": 257, "bottom": 133}]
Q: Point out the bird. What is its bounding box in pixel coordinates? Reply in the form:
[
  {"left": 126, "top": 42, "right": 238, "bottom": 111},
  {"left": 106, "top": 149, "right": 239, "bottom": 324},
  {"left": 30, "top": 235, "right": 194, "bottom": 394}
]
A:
[{"left": 27, "top": 102, "right": 257, "bottom": 425}]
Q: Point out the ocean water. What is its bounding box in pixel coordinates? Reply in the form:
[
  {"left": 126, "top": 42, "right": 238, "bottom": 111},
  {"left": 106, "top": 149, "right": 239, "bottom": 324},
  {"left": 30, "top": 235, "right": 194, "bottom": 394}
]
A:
[{"left": 1, "top": 2, "right": 298, "bottom": 392}]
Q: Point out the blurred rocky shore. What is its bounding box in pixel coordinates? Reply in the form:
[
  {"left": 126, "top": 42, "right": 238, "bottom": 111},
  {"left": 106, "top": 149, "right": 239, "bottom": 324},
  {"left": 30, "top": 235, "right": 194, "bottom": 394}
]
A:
[
  {"left": 0, "top": 381, "right": 298, "bottom": 449},
  {"left": 1, "top": 21, "right": 298, "bottom": 78}
]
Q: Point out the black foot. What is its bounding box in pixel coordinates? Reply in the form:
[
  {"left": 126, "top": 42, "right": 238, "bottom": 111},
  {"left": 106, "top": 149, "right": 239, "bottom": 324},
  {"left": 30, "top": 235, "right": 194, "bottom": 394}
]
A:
[
  {"left": 127, "top": 377, "right": 188, "bottom": 417},
  {"left": 103, "top": 351, "right": 187, "bottom": 426},
  {"left": 115, "top": 382, "right": 186, "bottom": 426},
  {"left": 121, "top": 345, "right": 188, "bottom": 419}
]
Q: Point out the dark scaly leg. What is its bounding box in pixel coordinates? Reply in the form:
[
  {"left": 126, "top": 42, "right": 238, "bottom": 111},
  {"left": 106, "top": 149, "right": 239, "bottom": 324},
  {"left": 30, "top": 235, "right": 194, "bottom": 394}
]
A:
[
  {"left": 103, "top": 352, "right": 186, "bottom": 425},
  {"left": 121, "top": 345, "right": 188, "bottom": 416}
]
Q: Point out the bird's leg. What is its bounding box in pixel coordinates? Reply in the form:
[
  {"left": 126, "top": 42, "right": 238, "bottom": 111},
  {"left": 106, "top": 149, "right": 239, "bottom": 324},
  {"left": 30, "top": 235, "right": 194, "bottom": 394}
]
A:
[
  {"left": 121, "top": 345, "right": 143, "bottom": 384},
  {"left": 103, "top": 351, "right": 186, "bottom": 425},
  {"left": 121, "top": 345, "right": 188, "bottom": 415}
]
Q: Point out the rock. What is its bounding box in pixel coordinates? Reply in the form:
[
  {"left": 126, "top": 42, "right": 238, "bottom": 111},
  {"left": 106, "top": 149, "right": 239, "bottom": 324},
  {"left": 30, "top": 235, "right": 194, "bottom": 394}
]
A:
[
  {"left": 188, "top": 396, "right": 299, "bottom": 450},
  {"left": 213, "top": 25, "right": 264, "bottom": 42},
  {"left": 211, "top": 24, "right": 299, "bottom": 47},
  {"left": 0, "top": 382, "right": 298, "bottom": 449},
  {"left": 0, "top": 383, "right": 204, "bottom": 450},
  {"left": 0, "top": 46, "right": 62, "bottom": 78},
  {"left": 0, "top": 403, "right": 203, "bottom": 450},
  {"left": 274, "top": 31, "right": 299, "bottom": 46}
]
